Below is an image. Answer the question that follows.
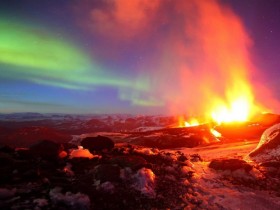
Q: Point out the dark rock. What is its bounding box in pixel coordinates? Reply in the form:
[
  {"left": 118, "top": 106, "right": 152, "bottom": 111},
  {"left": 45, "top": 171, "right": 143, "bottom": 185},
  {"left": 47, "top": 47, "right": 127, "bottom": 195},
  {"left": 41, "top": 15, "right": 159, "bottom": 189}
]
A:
[
  {"left": 29, "top": 140, "right": 63, "bottom": 159},
  {"left": 0, "top": 188, "right": 16, "bottom": 200},
  {"left": 260, "top": 161, "right": 280, "bottom": 168},
  {"left": 16, "top": 148, "right": 33, "bottom": 159},
  {"left": 81, "top": 136, "right": 114, "bottom": 152},
  {"left": 0, "top": 145, "right": 14, "bottom": 154},
  {"left": 70, "top": 158, "right": 97, "bottom": 173},
  {"left": 190, "top": 154, "right": 203, "bottom": 162},
  {"left": 94, "top": 164, "right": 120, "bottom": 183},
  {"left": 13, "top": 162, "right": 38, "bottom": 182},
  {"left": 110, "top": 155, "right": 147, "bottom": 171},
  {"left": 0, "top": 152, "right": 14, "bottom": 184},
  {"left": 22, "top": 169, "right": 39, "bottom": 181},
  {"left": 177, "top": 154, "right": 187, "bottom": 162},
  {"left": 209, "top": 159, "right": 253, "bottom": 172},
  {"left": 13, "top": 160, "right": 34, "bottom": 172},
  {"left": 0, "top": 152, "right": 14, "bottom": 167},
  {"left": 37, "top": 160, "right": 59, "bottom": 178}
]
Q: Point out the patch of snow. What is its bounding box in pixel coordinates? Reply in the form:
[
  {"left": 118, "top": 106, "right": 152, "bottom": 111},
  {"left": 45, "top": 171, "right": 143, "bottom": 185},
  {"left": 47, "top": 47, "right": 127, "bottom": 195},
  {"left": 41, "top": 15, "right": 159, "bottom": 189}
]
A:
[
  {"left": 249, "top": 168, "right": 264, "bottom": 179},
  {"left": 134, "top": 147, "right": 159, "bottom": 155},
  {"left": 181, "top": 166, "right": 194, "bottom": 176},
  {"left": 49, "top": 187, "right": 90, "bottom": 210},
  {"left": 248, "top": 123, "right": 280, "bottom": 163},
  {"left": 93, "top": 179, "right": 101, "bottom": 187},
  {"left": 257, "top": 123, "right": 280, "bottom": 149},
  {"left": 63, "top": 163, "right": 74, "bottom": 176},
  {"left": 187, "top": 161, "right": 280, "bottom": 209},
  {"left": 120, "top": 167, "right": 133, "bottom": 180},
  {"left": 132, "top": 168, "right": 156, "bottom": 198},
  {"left": 183, "top": 133, "right": 195, "bottom": 138},
  {"left": 69, "top": 135, "right": 81, "bottom": 145},
  {"left": 132, "top": 126, "right": 163, "bottom": 132},
  {"left": 33, "top": 198, "right": 48, "bottom": 207},
  {"left": 185, "top": 160, "right": 194, "bottom": 168},
  {"left": 98, "top": 182, "right": 115, "bottom": 193},
  {"left": 221, "top": 169, "right": 256, "bottom": 181},
  {"left": 249, "top": 145, "right": 280, "bottom": 163}
]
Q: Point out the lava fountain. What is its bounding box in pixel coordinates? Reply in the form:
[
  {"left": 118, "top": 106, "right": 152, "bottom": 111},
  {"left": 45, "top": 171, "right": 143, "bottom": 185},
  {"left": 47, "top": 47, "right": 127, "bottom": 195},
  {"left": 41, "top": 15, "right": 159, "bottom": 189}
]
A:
[{"left": 171, "top": 0, "right": 274, "bottom": 126}]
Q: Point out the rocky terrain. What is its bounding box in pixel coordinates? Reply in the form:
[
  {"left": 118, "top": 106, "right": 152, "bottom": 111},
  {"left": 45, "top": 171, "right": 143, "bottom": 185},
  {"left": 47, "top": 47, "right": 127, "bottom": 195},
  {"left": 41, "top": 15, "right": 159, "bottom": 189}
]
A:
[{"left": 1, "top": 113, "right": 280, "bottom": 209}]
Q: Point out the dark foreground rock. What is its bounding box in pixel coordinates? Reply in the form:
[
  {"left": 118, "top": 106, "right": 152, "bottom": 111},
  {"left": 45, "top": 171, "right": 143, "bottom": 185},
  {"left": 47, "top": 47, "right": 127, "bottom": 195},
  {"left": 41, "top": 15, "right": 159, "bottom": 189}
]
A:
[
  {"left": 29, "top": 139, "right": 63, "bottom": 159},
  {"left": 209, "top": 158, "right": 253, "bottom": 172},
  {"left": 81, "top": 135, "right": 114, "bottom": 152},
  {"left": 94, "top": 164, "right": 121, "bottom": 183},
  {"left": 0, "top": 143, "right": 210, "bottom": 210}
]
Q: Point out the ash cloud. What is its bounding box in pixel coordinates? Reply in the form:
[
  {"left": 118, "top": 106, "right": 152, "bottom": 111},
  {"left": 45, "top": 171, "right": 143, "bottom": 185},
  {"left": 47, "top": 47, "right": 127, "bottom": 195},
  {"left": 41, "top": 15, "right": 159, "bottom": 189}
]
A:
[{"left": 77, "top": 0, "right": 279, "bottom": 115}]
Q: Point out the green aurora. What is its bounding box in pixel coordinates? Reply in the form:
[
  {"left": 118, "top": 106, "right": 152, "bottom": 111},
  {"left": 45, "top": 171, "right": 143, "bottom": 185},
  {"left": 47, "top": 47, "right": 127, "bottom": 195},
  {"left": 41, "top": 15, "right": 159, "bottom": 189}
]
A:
[{"left": 0, "top": 19, "right": 160, "bottom": 107}]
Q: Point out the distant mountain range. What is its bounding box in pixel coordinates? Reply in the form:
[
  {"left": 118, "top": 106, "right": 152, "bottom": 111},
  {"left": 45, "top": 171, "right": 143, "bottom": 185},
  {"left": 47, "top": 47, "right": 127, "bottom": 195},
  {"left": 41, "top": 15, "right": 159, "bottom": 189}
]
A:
[{"left": 0, "top": 112, "right": 280, "bottom": 148}]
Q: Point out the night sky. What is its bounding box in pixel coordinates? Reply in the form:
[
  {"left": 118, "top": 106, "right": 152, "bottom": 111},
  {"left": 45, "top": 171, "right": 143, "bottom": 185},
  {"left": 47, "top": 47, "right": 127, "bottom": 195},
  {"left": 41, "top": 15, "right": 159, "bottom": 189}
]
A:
[{"left": 0, "top": 0, "right": 279, "bottom": 115}]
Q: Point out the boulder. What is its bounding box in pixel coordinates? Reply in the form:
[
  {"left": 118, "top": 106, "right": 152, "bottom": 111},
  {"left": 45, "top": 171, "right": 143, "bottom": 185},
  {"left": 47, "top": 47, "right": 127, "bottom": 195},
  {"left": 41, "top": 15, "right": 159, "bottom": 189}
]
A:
[
  {"left": 16, "top": 148, "right": 33, "bottom": 159},
  {"left": 0, "top": 188, "right": 16, "bottom": 200},
  {"left": 249, "top": 123, "right": 280, "bottom": 163},
  {"left": 94, "top": 164, "right": 120, "bottom": 183},
  {"left": 0, "top": 152, "right": 14, "bottom": 184},
  {"left": 0, "top": 145, "right": 14, "bottom": 154},
  {"left": 209, "top": 159, "right": 252, "bottom": 172},
  {"left": 29, "top": 140, "right": 63, "bottom": 159},
  {"left": 110, "top": 155, "right": 147, "bottom": 171},
  {"left": 0, "top": 152, "right": 14, "bottom": 167},
  {"left": 81, "top": 136, "right": 114, "bottom": 152}
]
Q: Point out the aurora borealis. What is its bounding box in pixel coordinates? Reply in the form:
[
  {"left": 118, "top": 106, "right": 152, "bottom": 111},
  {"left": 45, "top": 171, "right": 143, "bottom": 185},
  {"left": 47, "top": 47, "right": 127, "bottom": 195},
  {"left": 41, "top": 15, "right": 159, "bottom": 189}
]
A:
[{"left": 1, "top": 0, "right": 280, "bottom": 114}]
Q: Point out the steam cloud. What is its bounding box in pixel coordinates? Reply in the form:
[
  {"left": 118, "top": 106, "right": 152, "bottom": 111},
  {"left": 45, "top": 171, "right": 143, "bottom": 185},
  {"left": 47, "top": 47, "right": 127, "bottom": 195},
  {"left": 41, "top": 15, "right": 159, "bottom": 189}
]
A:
[{"left": 78, "top": 0, "right": 278, "bottom": 116}]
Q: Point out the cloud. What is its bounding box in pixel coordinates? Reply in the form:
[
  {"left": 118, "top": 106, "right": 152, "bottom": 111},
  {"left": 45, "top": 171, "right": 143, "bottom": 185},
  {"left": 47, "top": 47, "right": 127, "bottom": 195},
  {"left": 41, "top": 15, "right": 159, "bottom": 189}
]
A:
[
  {"left": 0, "top": 97, "right": 71, "bottom": 113},
  {"left": 76, "top": 0, "right": 278, "bottom": 116},
  {"left": 2, "top": 0, "right": 278, "bottom": 114},
  {"left": 89, "top": 0, "right": 160, "bottom": 39},
  {"left": 119, "top": 88, "right": 163, "bottom": 107}
]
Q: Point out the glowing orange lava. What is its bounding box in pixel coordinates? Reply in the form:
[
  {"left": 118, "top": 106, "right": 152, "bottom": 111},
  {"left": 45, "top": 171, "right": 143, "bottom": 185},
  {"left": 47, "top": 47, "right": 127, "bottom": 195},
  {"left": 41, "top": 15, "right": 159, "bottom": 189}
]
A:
[
  {"left": 209, "top": 80, "right": 257, "bottom": 124},
  {"left": 184, "top": 118, "right": 200, "bottom": 127},
  {"left": 179, "top": 116, "right": 222, "bottom": 137},
  {"left": 178, "top": 117, "right": 200, "bottom": 127}
]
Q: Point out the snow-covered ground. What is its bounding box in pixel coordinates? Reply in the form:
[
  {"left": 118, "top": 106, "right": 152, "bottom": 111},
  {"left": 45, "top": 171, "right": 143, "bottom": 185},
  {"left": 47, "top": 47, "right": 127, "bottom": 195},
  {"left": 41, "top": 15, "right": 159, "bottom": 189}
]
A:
[
  {"left": 175, "top": 139, "right": 259, "bottom": 161},
  {"left": 1, "top": 113, "right": 280, "bottom": 209},
  {"left": 167, "top": 138, "right": 280, "bottom": 209}
]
